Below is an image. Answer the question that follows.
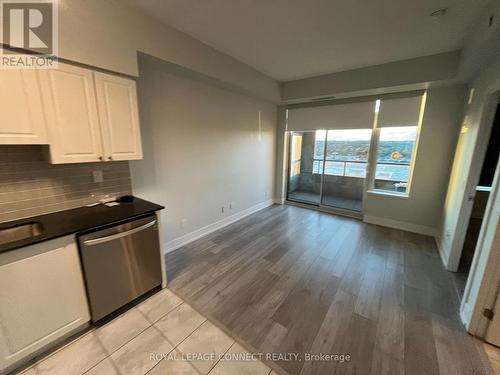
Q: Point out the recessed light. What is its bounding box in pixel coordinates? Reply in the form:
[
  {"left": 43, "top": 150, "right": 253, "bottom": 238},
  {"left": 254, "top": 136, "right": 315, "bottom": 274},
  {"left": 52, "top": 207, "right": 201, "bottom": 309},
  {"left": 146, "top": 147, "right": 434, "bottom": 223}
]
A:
[{"left": 430, "top": 8, "right": 447, "bottom": 17}]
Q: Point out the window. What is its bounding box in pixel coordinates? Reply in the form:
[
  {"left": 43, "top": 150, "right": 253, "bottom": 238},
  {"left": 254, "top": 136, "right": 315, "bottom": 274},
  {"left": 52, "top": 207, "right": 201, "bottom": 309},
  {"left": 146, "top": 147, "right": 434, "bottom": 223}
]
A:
[
  {"left": 312, "top": 129, "right": 372, "bottom": 176},
  {"left": 373, "top": 126, "right": 418, "bottom": 194}
]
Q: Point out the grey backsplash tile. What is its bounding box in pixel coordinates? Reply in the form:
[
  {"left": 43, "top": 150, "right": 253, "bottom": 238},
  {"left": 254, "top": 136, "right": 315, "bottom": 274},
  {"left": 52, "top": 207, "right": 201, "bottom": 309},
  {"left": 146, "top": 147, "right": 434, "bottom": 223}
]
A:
[{"left": 0, "top": 146, "right": 132, "bottom": 223}]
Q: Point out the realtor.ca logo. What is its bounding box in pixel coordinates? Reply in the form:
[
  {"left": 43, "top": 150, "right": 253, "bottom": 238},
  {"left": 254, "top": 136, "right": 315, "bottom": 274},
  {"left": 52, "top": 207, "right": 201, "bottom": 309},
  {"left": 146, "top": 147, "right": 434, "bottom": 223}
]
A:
[{"left": 1, "top": 0, "right": 58, "bottom": 68}]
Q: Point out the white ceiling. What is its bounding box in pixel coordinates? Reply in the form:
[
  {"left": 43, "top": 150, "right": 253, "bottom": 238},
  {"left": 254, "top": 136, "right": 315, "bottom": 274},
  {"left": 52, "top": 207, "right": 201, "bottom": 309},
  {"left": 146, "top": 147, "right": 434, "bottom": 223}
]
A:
[{"left": 125, "top": 0, "right": 489, "bottom": 81}]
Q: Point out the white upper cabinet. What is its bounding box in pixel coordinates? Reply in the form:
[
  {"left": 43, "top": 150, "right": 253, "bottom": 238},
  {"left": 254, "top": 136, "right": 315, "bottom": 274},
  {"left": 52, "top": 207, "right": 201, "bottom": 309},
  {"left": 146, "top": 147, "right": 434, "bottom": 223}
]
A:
[
  {"left": 94, "top": 72, "right": 143, "bottom": 161},
  {"left": 1, "top": 62, "right": 145, "bottom": 163},
  {"left": 39, "top": 63, "right": 104, "bottom": 163},
  {"left": 0, "top": 70, "right": 48, "bottom": 144}
]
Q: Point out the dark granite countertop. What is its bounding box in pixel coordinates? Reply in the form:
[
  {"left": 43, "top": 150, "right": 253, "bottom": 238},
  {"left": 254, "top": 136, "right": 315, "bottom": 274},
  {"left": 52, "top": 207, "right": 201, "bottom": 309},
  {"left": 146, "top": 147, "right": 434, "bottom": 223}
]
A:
[{"left": 0, "top": 197, "right": 164, "bottom": 253}]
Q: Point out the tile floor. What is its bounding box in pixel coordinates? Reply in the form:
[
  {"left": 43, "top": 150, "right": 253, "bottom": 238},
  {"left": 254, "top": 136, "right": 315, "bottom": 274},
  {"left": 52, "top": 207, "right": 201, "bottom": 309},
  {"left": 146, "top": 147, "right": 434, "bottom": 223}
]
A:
[{"left": 19, "top": 288, "right": 275, "bottom": 375}]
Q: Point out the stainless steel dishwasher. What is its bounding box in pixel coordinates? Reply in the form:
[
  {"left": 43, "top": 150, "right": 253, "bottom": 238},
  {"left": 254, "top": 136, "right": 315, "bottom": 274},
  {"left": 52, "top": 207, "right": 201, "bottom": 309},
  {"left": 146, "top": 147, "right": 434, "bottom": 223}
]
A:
[{"left": 78, "top": 215, "right": 162, "bottom": 321}]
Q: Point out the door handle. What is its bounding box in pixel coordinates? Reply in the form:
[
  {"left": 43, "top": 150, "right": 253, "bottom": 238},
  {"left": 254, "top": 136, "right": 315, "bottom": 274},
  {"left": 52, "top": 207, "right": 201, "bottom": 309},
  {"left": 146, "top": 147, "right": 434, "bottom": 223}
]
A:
[{"left": 82, "top": 220, "right": 157, "bottom": 246}]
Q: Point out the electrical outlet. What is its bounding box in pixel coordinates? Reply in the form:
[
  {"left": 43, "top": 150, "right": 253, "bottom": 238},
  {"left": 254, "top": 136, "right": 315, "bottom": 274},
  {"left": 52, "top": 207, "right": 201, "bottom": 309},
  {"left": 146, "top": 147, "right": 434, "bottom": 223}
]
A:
[
  {"left": 180, "top": 218, "right": 188, "bottom": 228},
  {"left": 92, "top": 170, "right": 103, "bottom": 183}
]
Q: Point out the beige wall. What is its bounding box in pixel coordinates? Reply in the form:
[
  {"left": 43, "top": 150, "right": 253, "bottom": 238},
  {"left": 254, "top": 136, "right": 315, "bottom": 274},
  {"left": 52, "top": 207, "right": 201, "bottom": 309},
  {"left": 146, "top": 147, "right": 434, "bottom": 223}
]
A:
[
  {"left": 363, "top": 86, "right": 466, "bottom": 234},
  {"left": 0, "top": 146, "right": 131, "bottom": 223},
  {"left": 42, "top": 0, "right": 280, "bottom": 102},
  {"left": 130, "top": 57, "right": 277, "bottom": 247}
]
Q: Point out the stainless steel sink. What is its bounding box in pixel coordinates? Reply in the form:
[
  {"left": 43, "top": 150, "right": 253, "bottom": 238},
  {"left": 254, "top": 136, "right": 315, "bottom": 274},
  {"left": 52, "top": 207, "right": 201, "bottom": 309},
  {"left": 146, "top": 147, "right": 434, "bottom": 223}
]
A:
[{"left": 0, "top": 222, "right": 44, "bottom": 246}]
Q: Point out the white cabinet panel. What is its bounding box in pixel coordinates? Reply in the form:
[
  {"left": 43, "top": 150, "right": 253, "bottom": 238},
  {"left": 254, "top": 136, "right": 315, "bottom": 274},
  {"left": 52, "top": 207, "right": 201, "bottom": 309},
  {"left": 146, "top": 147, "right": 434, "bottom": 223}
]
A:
[
  {"left": 94, "top": 72, "right": 143, "bottom": 161},
  {"left": 2, "top": 63, "right": 143, "bottom": 163},
  {"left": 0, "top": 70, "right": 47, "bottom": 144},
  {"left": 0, "top": 236, "right": 90, "bottom": 373},
  {"left": 40, "top": 63, "right": 104, "bottom": 163}
]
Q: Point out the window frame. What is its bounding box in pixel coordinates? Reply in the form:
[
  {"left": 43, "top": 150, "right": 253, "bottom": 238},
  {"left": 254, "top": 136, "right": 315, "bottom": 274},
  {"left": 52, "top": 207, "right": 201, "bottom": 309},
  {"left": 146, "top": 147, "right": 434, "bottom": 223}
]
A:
[{"left": 366, "top": 94, "right": 426, "bottom": 197}]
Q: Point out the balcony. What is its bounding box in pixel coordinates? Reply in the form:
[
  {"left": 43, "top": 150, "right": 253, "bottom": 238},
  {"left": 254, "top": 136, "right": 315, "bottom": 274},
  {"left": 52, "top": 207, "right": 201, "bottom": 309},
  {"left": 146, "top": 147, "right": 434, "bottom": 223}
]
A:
[{"left": 288, "top": 159, "right": 411, "bottom": 211}]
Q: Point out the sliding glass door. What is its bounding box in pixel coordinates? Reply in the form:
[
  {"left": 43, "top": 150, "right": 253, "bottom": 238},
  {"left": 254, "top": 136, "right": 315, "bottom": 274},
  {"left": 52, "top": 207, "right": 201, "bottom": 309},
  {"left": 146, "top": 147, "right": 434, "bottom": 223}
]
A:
[
  {"left": 320, "top": 129, "right": 372, "bottom": 211},
  {"left": 285, "top": 94, "right": 425, "bottom": 215},
  {"left": 286, "top": 131, "right": 325, "bottom": 205},
  {"left": 287, "top": 129, "right": 371, "bottom": 212}
]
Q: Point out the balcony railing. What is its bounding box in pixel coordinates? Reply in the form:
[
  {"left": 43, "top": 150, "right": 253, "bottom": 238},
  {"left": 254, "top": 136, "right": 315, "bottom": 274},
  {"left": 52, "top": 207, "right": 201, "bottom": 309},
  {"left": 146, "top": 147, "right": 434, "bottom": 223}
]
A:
[{"left": 312, "top": 159, "right": 411, "bottom": 181}]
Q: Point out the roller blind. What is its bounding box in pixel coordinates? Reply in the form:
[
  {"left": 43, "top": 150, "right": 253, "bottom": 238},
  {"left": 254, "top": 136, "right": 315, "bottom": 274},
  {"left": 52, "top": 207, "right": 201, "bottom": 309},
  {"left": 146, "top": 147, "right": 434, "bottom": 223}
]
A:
[
  {"left": 287, "top": 101, "right": 376, "bottom": 131},
  {"left": 377, "top": 95, "right": 423, "bottom": 128}
]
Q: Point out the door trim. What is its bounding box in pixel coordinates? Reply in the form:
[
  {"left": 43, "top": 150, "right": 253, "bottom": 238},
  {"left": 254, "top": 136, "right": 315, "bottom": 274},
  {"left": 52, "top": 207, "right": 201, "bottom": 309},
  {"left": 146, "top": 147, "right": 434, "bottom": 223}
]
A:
[
  {"left": 460, "top": 152, "right": 500, "bottom": 336},
  {"left": 444, "top": 94, "right": 500, "bottom": 271}
]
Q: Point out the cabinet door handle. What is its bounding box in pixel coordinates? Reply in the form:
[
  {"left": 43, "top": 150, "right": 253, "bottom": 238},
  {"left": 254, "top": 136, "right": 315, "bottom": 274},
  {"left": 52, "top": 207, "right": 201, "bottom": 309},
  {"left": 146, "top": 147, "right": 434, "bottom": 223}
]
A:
[
  {"left": 82, "top": 220, "right": 157, "bottom": 245},
  {"left": 108, "top": 156, "right": 113, "bottom": 160},
  {"left": 98, "top": 156, "right": 103, "bottom": 161}
]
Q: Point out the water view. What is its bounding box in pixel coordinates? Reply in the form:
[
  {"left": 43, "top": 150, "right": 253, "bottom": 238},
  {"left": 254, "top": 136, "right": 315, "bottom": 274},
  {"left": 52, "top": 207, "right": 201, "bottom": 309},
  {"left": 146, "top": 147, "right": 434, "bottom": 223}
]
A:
[{"left": 313, "top": 139, "right": 414, "bottom": 181}]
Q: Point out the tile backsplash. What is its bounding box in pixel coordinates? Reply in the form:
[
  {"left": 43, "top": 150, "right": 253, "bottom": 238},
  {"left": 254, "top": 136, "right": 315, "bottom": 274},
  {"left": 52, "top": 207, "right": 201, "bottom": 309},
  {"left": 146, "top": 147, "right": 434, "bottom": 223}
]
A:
[{"left": 0, "top": 146, "right": 132, "bottom": 223}]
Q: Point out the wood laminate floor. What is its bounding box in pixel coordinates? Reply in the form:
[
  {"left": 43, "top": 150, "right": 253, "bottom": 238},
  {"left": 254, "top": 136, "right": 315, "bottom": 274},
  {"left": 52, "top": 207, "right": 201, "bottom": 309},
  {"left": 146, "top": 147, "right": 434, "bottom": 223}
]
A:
[{"left": 166, "top": 204, "right": 492, "bottom": 375}]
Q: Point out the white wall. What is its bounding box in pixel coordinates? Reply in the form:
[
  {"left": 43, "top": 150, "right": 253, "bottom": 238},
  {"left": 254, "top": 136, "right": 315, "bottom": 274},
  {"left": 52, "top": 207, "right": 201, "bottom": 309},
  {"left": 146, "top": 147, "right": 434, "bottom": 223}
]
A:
[
  {"left": 130, "top": 57, "right": 276, "bottom": 249},
  {"left": 36, "top": 0, "right": 280, "bottom": 101},
  {"left": 363, "top": 86, "right": 466, "bottom": 235},
  {"left": 281, "top": 51, "right": 461, "bottom": 101}
]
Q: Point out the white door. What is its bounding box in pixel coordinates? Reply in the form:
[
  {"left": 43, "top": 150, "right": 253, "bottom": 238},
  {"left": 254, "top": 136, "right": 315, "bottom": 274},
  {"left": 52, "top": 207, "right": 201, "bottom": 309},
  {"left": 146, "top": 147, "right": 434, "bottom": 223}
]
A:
[
  {"left": 0, "top": 237, "right": 90, "bottom": 372},
  {"left": 94, "top": 72, "right": 143, "bottom": 161},
  {"left": 40, "top": 63, "right": 104, "bottom": 163},
  {"left": 482, "top": 220, "right": 500, "bottom": 346},
  {"left": 485, "top": 286, "right": 500, "bottom": 346},
  {"left": 0, "top": 70, "right": 48, "bottom": 144},
  {"left": 463, "top": 160, "right": 500, "bottom": 344}
]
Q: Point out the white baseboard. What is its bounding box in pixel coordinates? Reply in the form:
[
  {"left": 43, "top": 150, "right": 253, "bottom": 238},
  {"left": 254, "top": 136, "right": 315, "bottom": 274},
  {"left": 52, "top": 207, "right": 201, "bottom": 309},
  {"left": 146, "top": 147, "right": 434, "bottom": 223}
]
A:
[
  {"left": 363, "top": 215, "right": 438, "bottom": 237},
  {"left": 435, "top": 236, "right": 453, "bottom": 270},
  {"left": 164, "top": 199, "right": 276, "bottom": 254}
]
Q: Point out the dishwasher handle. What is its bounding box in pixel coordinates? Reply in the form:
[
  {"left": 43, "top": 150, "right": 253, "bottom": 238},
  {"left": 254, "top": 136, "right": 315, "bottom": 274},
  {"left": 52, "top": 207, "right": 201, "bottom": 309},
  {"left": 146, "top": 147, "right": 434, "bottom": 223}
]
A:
[{"left": 82, "top": 220, "right": 157, "bottom": 246}]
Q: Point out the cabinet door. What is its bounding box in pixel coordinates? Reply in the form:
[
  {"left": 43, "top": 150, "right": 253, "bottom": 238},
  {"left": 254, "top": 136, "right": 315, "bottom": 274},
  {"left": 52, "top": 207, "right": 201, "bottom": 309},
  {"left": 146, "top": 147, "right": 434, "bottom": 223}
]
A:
[
  {"left": 0, "top": 236, "right": 90, "bottom": 372},
  {"left": 39, "top": 63, "right": 104, "bottom": 163},
  {"left": 94, "top": 72, "right": 143, "bottom": 161},
  {"left": 0, "top": 70, "right": 48, "bottom": 144}
]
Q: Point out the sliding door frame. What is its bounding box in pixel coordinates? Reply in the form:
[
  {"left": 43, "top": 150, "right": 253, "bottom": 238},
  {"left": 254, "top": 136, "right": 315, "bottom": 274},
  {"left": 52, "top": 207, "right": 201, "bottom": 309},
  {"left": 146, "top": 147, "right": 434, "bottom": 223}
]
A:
[
  {"left": 318, "top": 131, "right": 327, "bottom": 206},
  {"left": 285, "top": 129, "right": 366, "bottom": 219},
  {"left": 284, "top": 90, "right": 425, "bottom": 219},
  {"left": 285, "top": 130, "right": 322, "bottom": 206}
]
